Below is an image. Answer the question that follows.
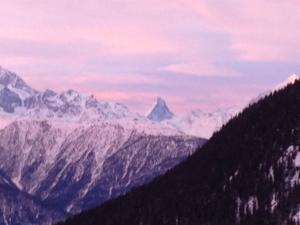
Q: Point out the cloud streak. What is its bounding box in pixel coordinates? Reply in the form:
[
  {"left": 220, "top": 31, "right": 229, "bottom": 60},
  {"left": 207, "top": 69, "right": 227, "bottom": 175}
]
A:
[{"left": 0, "top": 0, "right": 299, "bottom": 113}]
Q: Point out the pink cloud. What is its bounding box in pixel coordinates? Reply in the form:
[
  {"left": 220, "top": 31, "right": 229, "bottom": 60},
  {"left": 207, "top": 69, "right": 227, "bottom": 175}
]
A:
[
  {"left": 75, "top": 27, "right": 179, "bottom": 56},
  {"left": 0, "top": 0, "right": 299, "bottom": 113},
  {"left": 180, "top": 0, "right": 300, "bottom": 62},
  {"left": 71, "top": 73, "right": 161, "bottom": 86},
  {"left": 162, "top": 61, "right": 242, "bottom": 77},
  {"left": 94, "top": 91, "right": 134, "bottom": 102},
  {"left": 93, "top": 91, "right": 163, "bottom": 114},
  {"left": 1, "top": 0, "right": 299, "bottom": 63}
]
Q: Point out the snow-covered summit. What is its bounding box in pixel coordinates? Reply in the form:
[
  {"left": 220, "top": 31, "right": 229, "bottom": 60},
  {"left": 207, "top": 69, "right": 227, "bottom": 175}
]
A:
[
  {"left": 0, "top": 66, "right": 133, "bottom": 121},
  {"left": 0, "top": 66, "right": 36, "bottom": 97},
  {"left": 0, "top": 66, "right": 18, "bottom": 85},
  {"left": 147, "top": 97, "right": 174, "bottom": 122},
  {"left": 250, "top": 74, "right": 300, "bottom": 105},
  {"left": 275, "top": 74, "right": 300, "bottom": 90}
]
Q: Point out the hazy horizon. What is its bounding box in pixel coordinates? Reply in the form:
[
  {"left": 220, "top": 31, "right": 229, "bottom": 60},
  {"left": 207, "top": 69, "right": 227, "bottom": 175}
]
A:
[{"left": 0, "top": 0, "right": 299, "bottom": 113}]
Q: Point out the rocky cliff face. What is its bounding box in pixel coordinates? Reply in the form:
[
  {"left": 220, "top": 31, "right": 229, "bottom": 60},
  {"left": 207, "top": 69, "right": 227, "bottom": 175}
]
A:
[
  {"left": 0, "top": 120, "right": 205, "bottom": 224},
  {"left": 58, "top": 79, "right": 300, "bottom": 225},
  {"left": 0, "top": 66, "right": 210, "bottom": 225},
  {"left": 147, "top": 97, "right": 174, "bottom": 122}
]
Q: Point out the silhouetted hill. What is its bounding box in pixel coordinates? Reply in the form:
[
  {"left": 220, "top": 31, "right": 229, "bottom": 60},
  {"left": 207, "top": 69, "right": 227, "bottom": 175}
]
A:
[{"left": 58, "top": 81, "right": 300, "bottom": 225}]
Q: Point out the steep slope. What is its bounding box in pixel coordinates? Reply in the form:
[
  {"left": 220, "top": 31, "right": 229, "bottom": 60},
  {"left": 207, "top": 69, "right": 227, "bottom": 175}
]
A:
[
  {"left": 0, "top": 66, "right": 207, "bottom": 225},
  {"left": 147, "top": 97, "right": 174, "bottom": 122},
  {"left": 59, "top": 81, "right": 300, "bottom": 225},
  {"left": 250, "top": 73, "right": 300, "bottom": 105},
  {"left": 0, "top": 120, "right": 204, "bottom": 218},
  {"left": 0, "top": 172, "right": 64, "bottom": 225},
  {"left": 0, "top": 66, "right": 36, "bottom": 113}
]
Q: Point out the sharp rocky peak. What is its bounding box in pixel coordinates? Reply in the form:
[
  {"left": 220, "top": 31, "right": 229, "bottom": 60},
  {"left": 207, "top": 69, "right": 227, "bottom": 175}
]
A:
[
  {"left": 0, "top": 66, "right": 36, "bottom": 93},
  {"left": 0, "top": 66, "right": 19, "bottom": 85},
  {"left": 147, "top": 97, "right": 174, "bottom": 122},
  {"left": 43, "top": 89, "right": 57, "bottom": 97}
]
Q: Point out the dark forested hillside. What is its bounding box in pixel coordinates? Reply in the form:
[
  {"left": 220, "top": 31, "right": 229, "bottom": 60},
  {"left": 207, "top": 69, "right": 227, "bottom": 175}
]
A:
[{"left": 58, "top": 81, "right": 300, "bottom": 225}]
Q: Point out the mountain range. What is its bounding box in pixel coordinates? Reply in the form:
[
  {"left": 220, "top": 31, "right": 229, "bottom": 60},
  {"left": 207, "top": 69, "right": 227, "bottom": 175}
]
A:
[
  {"left": 0, "top": 67, "right": 207, "bottom": 225},
  {"left": 0, "top": 67, "right": 298, "bottom": 139},
  {"left": 59, "top": 74, "right": 300, "bottom": 225},
  {"left": 0, "top": 66, "right": 299, "bottom": 225},
  {"left": 0, "top": 66, "right": 240, "bottom": 138}
]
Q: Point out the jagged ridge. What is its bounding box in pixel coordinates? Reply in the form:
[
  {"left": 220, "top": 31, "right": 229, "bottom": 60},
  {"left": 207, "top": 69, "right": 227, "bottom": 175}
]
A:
[
  {"left": 0, "top": 119, "right": 205, "bottom": 224},
  {"left": 58, "top": 79, "right": 300, "bottom": 225}
]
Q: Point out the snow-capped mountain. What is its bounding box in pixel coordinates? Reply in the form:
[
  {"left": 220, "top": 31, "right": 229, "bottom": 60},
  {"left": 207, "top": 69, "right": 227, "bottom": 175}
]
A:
[
  {"left": 0, "top": 66, "right": 239, "bottom": 139},
  {"left": 58, "top": 72, "right": 300, "bottom": 225},
  {"left": 146, "top": 96, "right": 240, "bottom": 138},
  {"left": 0, "top": 66, "right": 36, "bottom": 98},
  {"left": 0, "top": 67, "right": 132, "bottom": 122},
  {"left": 275, "top": 73, "right": 300, "bottom": 89},
  {"left": 250, "top": 74, "right": 300, "bottom": 105},
  {"left": 0, "top": 66, "right": 36, "bottom": 113},
  {"left": 147, "top": 97, "right": 174, "bottom": 122},
  {"left": 0, "top": 66, "right": 208, "bottom": 225},
  {"left": 155, "top": 74, "right": 300, "bottom": 138},
  {"left": 0, "top": 66, "right": 299, "bottom": 225},
  {"left": 0, "top": 66, "right": 298, "bottom": 140}
]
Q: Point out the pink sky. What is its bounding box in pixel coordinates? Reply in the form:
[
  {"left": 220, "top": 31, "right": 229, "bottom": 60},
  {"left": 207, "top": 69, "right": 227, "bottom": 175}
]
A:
[{"left": 0, "top": 0, "right": 299, "bottom": 113}]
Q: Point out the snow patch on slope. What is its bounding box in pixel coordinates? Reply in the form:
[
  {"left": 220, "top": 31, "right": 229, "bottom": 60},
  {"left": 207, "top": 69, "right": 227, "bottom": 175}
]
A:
[{"left": 250, "top": 74, "right": 300, "bottom": 105}]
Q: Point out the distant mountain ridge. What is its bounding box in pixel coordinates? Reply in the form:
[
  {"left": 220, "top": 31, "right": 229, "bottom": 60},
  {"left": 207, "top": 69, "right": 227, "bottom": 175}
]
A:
[
  {"left": 0, "top": 67, "right": 298, "bottom": 139},
  {"left": 0, "top": 66, "right": 238, "bottom": 138},
  {"left": 0, "top": 67, "right": 207, "bottom": 225},
  {"left": 0, "top": 67, "right": 132, "bottom": 121},
  {"left": 58, "top": 73, "right": 300, "bottom": 225},
  {"left": 0, "top": 66, "right": 299, "bottom": 225},
  {"left": 146, "top": 97, "right": 240, "bottom": 138}
]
